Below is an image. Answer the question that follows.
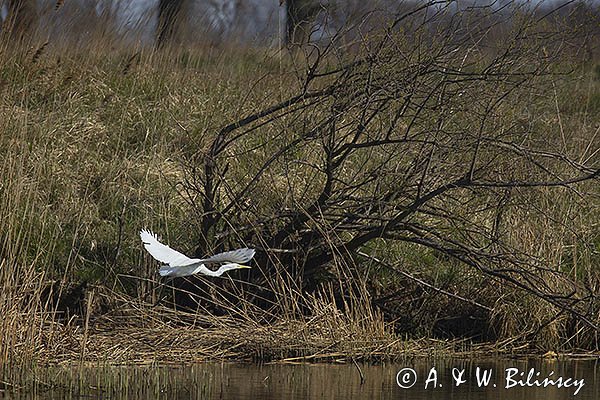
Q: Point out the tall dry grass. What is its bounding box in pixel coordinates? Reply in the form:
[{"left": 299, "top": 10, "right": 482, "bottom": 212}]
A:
[
  {"left": 0, "top": 38, "right": 395, "bottom": 364},
  {"left": 0, "top": 3, "right": 598, "bottom": 365}
]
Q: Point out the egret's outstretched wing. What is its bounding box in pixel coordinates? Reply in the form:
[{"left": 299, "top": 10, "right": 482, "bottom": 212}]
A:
[
  {"left": 200, "top": 248, "right": 255, "bottom": 264},
  {"left": 140, "top": 229, "right": 197, "bottom": 266}
]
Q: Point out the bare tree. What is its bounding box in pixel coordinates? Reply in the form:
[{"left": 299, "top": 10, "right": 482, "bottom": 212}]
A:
[{"left": 180, "top": 1, "right": 599, "bottom": 343}]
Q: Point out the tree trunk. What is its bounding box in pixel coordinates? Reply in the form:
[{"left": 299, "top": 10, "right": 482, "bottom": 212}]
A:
[
  {"left": 2, "top": 0, "right": 36, "bottom": 41},
  {"left": 157, "top": 0, "right": 184, "bottom": 47},
  {"left": 285, "top": 0, "right": 319, "bottom": 46}
]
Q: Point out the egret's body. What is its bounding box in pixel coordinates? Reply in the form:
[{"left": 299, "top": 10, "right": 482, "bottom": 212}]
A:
[{"left": 140, "top": 229, "right": 254, "bottom": 277}]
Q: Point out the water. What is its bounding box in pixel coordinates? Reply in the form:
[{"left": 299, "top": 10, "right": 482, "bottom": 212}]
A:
[{"left": 1, "top": 358, "right": 598, "bottom": 399}]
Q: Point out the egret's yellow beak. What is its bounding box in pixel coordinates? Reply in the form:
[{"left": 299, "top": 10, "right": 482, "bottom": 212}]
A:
[{"left": 238, "top": 265, "right": 251, "bottom": 269}]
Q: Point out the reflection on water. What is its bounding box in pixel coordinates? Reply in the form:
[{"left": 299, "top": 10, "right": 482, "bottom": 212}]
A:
[{"left": 1, "top": 358, "right": 598, "bottom": 399}]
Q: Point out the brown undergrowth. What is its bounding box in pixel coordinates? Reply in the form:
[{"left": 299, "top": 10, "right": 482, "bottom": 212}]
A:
[{"left": 33, "top": 286, "right": 523, "bottom": 365}]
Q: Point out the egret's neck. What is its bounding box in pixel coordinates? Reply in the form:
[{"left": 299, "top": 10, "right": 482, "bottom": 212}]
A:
[{"left": 195, "top": 264, "right": 222, "bottom": 277}]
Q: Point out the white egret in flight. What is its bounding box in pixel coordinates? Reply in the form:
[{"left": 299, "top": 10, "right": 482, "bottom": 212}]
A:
[{"left": 140, "top": 229, "right": 254, "bottom": 277}]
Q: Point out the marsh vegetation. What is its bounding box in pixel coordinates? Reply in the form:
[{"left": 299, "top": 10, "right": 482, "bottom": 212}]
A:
[{"left": 0, "top": 1, "right": 599, "bottom": 366}]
